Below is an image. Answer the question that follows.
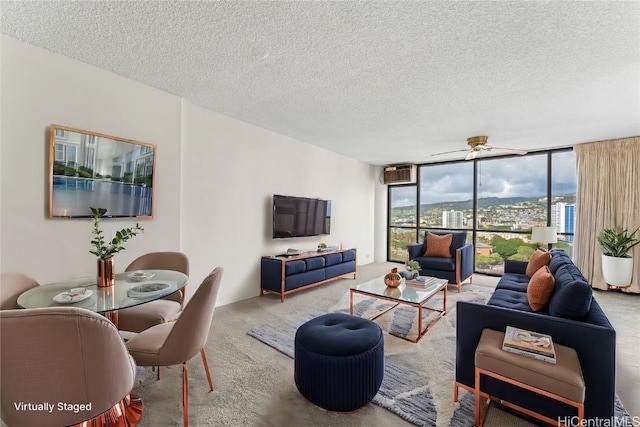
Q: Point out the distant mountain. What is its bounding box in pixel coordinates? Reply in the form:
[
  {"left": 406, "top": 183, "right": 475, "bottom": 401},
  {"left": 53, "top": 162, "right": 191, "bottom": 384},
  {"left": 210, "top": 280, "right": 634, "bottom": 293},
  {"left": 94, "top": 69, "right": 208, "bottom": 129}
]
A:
[
  {"left": 392, "top": 196, "right": 544, "bottom": 212},
  {"left": 475, "top": 196, "right": 540, "bottom": 208}
]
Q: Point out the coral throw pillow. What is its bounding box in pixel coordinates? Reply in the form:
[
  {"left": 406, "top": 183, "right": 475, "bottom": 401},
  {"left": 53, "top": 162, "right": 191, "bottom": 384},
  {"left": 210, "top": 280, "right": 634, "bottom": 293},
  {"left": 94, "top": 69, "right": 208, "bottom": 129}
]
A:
[
  {"left": 527, "top": 266, "right": 555, "bottom": 311},
  {"left": 424, "top": 232, "right": 453, "bottom": 258},
  {"left": 526, "top": 249, "right": 552, "bottom": 277}
]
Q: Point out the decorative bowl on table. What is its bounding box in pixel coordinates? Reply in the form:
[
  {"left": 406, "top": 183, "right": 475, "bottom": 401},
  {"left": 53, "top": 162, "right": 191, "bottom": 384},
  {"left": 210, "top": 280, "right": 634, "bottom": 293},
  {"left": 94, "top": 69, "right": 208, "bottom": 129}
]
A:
[
  {"left": 401, "top": 270, "right": 419, "bottom": 279},
  {"left": 127, "top": 282, "right": 175, "bottom": 299},
  {"left": 127, "top": 270, "right": 155, "bottom": 282},
  {"left": 53, "top": 288, "right": 93, "bottom": 304}
]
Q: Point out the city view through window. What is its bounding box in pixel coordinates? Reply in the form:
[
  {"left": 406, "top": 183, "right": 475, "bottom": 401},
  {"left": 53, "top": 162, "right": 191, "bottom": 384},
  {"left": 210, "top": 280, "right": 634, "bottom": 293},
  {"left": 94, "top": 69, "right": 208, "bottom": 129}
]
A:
[{"left": 388, "top": 150, "right": 576, "bottom": 274}]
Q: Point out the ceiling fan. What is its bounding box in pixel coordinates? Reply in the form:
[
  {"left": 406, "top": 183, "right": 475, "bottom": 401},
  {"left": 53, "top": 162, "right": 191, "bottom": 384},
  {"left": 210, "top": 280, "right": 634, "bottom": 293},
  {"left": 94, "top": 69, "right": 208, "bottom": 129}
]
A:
[{"left": 431, "top": 136, "right": 528, "bottom": 160}]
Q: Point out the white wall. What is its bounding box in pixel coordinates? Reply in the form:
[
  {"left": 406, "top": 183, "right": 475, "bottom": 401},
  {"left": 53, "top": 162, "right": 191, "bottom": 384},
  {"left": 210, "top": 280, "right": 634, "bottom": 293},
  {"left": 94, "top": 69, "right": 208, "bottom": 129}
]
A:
[
  {"left": 0, "top": 35, "right": 182, "bottom": 283},
  {"left": 0, "top": 36, "right": 378, "bottom": 306},
  {"left": 181, "top": 102, "right": 376, "bottom": 306}
]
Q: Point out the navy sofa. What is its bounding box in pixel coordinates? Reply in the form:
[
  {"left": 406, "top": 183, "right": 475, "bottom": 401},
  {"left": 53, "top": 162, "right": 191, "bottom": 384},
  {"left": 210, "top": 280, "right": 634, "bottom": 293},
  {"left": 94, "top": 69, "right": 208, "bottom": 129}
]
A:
[
  {"left": 261, "top": 249, "right": 357, "bottom": 302},
  {"left": 456, "top": 250, "right": 616, "bottom": 422},
  {"left": 407, "top": 230, "right": 474, "bottom": 292}
]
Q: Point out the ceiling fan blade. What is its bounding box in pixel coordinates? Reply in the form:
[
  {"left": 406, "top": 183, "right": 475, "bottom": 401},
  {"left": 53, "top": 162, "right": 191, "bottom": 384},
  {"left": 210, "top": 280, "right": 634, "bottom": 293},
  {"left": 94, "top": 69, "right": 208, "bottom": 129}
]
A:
[
  {"left": 465, "top": 150, "right": 479, "bottom": 160},
  {"left": 431, "top": 149, "right": 470, "bottom": 156},
  {"left": 485, "top": 146, "right": 528, "bottom": 155}
]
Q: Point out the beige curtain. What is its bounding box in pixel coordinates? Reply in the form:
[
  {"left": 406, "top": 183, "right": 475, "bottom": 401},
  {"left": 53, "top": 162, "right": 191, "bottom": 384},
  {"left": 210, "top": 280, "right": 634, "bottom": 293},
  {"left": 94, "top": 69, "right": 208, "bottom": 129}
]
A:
[{"left": 573, "top": 137, "right": 640, "bottom": 293}]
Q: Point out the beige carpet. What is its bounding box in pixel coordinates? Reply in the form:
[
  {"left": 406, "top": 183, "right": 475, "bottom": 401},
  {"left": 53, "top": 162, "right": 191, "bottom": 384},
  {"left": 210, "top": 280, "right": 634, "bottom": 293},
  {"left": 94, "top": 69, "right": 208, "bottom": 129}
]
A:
[{"left": 132, "top": 262, "right": 639, "bottom": 427}]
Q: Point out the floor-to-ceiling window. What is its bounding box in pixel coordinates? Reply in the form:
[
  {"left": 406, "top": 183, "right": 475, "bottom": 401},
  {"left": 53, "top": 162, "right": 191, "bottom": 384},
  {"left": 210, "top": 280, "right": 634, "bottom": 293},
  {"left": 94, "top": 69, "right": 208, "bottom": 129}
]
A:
[
  {"left": 388, "top": 184, "right": 417, "bottom": 262},
  {"left": 475, "top": 153, "right": 547, "bottom": 273},
  {"left": 551, "top": 150, "right": 577, "bottom": 256},
  {"left": 386, "top": 149, "right": 576, "bottom": 275}
]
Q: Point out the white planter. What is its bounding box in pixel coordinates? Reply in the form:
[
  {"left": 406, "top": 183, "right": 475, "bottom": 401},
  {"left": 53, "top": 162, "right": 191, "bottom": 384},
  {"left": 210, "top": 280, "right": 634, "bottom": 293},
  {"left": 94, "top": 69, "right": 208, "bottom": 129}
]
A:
[{"left": 601, "top": 254, "right": 633, "bottom": 287}]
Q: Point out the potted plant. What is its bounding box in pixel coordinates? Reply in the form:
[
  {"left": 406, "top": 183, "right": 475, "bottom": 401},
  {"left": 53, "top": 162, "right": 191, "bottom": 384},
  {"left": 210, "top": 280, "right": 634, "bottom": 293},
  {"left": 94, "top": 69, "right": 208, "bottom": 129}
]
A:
[
  {"left": 405, "top": 259, "right": 421, "bottom": 279},
  {"left": 89, "top": 207, "right": 144, "bottom": 286},
  {"left": 597, "top": 226, "right": 640, "bottom": 288}
]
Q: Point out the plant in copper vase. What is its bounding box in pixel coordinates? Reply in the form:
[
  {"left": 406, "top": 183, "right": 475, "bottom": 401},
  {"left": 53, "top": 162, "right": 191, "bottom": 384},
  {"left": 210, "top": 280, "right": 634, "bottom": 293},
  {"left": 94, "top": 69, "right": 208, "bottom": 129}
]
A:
[
  {"left": 89, "top": 207, "right": 144, "bottom": 259},
  {"left": 89, "top": 207, "right": 143, "bottom": 286}
]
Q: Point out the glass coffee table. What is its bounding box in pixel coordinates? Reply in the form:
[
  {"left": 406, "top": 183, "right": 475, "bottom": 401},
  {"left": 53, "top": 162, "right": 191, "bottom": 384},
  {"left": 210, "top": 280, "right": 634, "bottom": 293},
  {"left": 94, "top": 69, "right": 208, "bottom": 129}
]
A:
[{"left": 350, "top": 276, "right": 448, "bottom": 343}]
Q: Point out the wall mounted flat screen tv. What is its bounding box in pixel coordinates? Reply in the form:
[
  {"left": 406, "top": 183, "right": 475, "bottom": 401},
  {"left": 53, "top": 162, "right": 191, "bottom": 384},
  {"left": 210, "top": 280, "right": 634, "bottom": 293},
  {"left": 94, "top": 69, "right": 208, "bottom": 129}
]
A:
[
  {"left": 48, "top": 125, "right": 156, "bottom": 218},
  {"left": 272, "top": 195, "right": 331, "bottom": 238}
]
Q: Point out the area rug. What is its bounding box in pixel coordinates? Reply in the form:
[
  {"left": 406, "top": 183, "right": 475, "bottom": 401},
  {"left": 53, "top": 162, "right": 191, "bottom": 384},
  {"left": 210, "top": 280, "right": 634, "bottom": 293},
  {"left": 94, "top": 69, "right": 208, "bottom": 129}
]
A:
[
  {"left": 248, "top": 285, "right": 634, "bottom": 427},
  {"left": 249, "top": 284, "right": 494, "bottom": 426}
]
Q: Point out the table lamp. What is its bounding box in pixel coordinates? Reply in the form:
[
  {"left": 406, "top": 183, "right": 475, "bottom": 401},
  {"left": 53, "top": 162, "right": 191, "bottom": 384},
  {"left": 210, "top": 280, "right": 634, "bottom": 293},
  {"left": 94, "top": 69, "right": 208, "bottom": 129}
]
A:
[{"left": 531, "top": 226, "right": 558, "bottom": 251}]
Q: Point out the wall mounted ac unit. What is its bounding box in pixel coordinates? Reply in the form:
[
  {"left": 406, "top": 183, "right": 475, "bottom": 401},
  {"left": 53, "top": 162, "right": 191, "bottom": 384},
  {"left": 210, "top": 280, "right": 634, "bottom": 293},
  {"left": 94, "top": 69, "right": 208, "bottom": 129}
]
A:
[{"left": 383, "top": 164, "right": 416, "bottom": 184}]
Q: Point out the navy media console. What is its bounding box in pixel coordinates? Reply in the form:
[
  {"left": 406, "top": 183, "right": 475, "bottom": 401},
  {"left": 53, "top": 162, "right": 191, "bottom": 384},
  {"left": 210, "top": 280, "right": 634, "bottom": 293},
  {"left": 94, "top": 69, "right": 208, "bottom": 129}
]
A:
[{"left": 261, "top": 249, "right": 357, "bottom": 302}]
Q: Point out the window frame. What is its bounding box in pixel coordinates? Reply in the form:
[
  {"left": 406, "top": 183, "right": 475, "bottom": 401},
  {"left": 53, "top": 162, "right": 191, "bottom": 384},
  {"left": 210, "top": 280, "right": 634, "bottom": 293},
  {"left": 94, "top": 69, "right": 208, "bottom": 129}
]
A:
[{"left": 386, "top": 148, "right": 575, "bottom": 274}]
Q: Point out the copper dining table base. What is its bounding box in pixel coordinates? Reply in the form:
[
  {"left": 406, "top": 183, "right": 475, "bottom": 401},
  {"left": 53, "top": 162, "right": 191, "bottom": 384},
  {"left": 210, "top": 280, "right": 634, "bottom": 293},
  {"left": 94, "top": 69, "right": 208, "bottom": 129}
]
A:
[
  {"left": 72, "top": 393, "right": 142, "bottom": 427},
  {"left": 72, "top": 310, "right": 142, "bottom": 427}
]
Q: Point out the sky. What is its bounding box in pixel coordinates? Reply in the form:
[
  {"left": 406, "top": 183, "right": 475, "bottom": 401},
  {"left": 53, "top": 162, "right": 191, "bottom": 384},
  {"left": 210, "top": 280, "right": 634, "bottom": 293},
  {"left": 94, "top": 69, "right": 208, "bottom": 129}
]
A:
[{"left": 391, "top": 151, "right": 577, "bottom": 207}]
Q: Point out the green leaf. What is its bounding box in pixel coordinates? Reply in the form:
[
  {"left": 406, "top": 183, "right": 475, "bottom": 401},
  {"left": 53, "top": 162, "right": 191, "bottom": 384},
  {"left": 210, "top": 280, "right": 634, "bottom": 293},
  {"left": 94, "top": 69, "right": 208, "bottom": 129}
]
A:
[{"left": 598, "top": 227, "right": 640, "bottom": 257}]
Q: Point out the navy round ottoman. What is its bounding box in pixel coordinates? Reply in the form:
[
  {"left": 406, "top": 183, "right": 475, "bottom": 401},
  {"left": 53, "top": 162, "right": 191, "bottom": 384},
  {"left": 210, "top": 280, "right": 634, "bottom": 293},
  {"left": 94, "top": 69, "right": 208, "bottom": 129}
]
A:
[{"left": 294, "top": 312, "right": 384, "bottom": 412}]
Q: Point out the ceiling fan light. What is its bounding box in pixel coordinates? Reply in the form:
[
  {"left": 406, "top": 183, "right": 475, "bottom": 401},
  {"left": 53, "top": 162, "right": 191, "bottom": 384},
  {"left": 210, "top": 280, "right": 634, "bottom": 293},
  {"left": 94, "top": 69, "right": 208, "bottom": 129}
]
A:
[{"left": 467, "top": 136, "right": 488, "bottom": 146}]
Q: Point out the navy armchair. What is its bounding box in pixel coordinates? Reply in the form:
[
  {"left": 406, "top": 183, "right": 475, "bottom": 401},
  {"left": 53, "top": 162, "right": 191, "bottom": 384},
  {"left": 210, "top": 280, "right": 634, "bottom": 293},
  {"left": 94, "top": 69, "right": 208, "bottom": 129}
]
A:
[{"left": 407, "top": 230, "right": 474, "bottom": 292}]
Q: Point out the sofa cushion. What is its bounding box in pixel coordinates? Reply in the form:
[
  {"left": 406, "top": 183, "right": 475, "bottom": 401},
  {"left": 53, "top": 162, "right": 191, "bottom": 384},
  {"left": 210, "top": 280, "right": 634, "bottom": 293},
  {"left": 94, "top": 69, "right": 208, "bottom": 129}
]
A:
[
  {"left": 342, "top": 250, "right": 356, "bottom": 262},
  {"left": 526, "top": 249, "right": 551, "bottom": 277},
  {"left": 424, "top": 232, "right": 452, "bottom": 258},
  {"left": 527, "top": 266, "right": 555, "bottom": 311},
  {"left": 487, "top": 289, "right": 533, "bottom": 312},
  {"left": 324, "top": 253, "right": 343, "bottom": 266},
  {"left": 413, "top": 256, "right": 456, "bottom": 272},
  {"left": 548, "top": 264, "right": 593, "bottom": 320},
  {"left": 285, "top": 260, "right": 306, "bottom": 276},
  {"left": 305, "top": 257, "right": 325, "bottom": 271},
  {"left": 548, "top": 250, "right": 572, "bottom": 276},
  {"left": 497, "top": 273, "right": 530, "bottom": 292}
]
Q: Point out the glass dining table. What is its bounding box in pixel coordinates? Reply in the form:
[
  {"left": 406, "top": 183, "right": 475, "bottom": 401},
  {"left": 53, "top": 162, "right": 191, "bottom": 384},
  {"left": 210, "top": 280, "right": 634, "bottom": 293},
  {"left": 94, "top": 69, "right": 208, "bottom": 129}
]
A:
[
  {"left": 17, "top": 269, "right": 189, "bottom": 328},
  {"left": 16, "top": 269, "right": 189, "bottom": 427}
]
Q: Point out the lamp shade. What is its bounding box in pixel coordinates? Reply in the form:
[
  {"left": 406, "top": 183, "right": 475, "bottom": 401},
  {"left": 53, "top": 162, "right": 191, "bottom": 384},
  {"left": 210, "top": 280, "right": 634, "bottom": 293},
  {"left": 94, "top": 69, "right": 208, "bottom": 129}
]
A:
[{"left": 531, "top": 226, "right": 558, "bottom": 244}]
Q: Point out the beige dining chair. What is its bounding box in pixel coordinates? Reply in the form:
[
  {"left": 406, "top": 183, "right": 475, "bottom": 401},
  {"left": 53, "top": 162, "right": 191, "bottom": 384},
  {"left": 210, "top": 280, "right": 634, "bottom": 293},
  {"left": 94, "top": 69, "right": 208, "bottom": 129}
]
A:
[
  {"left": 118, "top": 251, "right": 189, "bottom": 333},
  {"left": 125, "top": 267, "right": 223, "bottom": 427},
  {"left": 0, "top": 306, "right": 137, "bottom": 427},
  {"left": 0, "top": 272, "right": 40, "bottom": 309}
]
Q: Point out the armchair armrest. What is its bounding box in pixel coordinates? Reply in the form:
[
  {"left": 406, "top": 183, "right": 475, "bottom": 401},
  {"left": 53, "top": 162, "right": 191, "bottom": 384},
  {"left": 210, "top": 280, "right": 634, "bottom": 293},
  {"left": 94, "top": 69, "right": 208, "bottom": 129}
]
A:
[
  {"left": 407, "top": 243, "right": 424, "bottom": 260},
  {"left": 504, "top": 259, "right": 528, "bottom": 274},
  {"left": 456, "top": 243, "right": 474, "bottom": 282},
  {"left": 456, "top": 301, "right": 616, "bottom": 421}
]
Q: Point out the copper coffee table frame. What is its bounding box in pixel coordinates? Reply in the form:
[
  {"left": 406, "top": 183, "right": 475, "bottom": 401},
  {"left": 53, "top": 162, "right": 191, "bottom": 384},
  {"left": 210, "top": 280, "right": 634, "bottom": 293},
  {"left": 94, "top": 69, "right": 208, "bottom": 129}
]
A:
[{"left": 349, "top": 277, "right": 448, "bottom": 343}]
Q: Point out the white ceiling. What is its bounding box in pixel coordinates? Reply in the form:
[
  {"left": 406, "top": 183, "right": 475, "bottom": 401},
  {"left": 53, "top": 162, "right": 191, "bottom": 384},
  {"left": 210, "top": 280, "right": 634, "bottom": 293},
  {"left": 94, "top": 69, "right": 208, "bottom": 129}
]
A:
[{"left": 1, "top": 1, "right": 639, "bottom": 166}]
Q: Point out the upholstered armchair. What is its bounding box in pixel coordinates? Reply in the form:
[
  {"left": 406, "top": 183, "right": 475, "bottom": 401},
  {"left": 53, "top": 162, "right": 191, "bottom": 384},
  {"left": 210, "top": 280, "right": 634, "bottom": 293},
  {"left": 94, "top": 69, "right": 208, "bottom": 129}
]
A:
[
  {"left": 407, "top": 230, "right": 474, "bottom": 292},
  {"left": 0, "top": 307, "right": 137, "bottom": 427},
  {"left": 0, "top": 272, "right": 39, "bottom": 309},
  {"left": 117, "top": 251, "right": 189, "bottom": 333},
  {"left": 125, "top": 267, "right": 223, "bottom": 427}
]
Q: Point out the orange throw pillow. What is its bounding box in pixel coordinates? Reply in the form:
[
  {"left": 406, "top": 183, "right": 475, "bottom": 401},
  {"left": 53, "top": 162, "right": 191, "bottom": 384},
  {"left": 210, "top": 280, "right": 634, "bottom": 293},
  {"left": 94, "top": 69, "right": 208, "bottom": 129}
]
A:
[
  {"left": 527, "top": 265, "right": 555, "bottom": 311},
  {"left": 525, "top": 249, "right": 551, "bottom": 277},
  {"left": 424, "top": 232, "right": 452, "bottom": 258}
]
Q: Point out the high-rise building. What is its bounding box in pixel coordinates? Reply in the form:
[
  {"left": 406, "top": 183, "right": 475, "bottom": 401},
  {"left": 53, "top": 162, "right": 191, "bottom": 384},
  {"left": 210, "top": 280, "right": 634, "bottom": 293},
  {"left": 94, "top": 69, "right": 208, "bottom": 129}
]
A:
[
  {"left": 551, "top": 203, "right": 575, "bottom": 242},
  {"left": 442, "top": 210, "right": 464, "bottom": 228}
]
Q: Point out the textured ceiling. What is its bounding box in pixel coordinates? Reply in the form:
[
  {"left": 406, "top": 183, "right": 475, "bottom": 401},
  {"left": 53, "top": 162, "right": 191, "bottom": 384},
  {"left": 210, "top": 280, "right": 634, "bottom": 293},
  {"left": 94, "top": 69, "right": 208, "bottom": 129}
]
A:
[{"left": 1, "top": 1, "right": 639, "bottom": 165}]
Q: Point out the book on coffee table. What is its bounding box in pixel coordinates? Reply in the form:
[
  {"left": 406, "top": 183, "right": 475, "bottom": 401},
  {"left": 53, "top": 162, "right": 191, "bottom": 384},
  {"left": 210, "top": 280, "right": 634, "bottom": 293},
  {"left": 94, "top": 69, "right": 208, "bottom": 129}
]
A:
[
  {"left": 405, "top": 276, "right": 440, "bottom": 288},
  {"left": 502, "top": 326, "right": 556, "bottom": 364}
]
